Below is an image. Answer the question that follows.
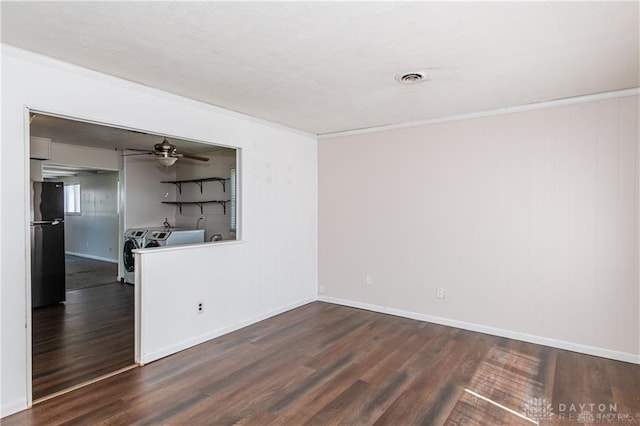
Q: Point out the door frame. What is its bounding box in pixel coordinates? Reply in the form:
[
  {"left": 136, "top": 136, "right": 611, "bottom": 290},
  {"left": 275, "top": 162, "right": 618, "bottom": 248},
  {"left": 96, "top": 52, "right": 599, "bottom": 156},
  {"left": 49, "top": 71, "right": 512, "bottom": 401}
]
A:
[
  {"left": 24, "top": 107, "right": 141, "bottom": 406},
  {"left": 23, "top": 106, "right": 33, "bottom": 406}
]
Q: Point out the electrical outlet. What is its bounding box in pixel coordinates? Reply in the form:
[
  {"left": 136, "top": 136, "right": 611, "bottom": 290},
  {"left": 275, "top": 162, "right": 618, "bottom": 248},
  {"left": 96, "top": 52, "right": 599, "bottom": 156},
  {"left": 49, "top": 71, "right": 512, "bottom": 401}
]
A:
[
  {"left": 436, "top": 288, "right": 445, "bottom": 299},
  {"left": 197, "top": 301, "right": 204, "bottom": 314},
  {"left": 365, "top": 274, "right": 372, "bottom": 285},
  {"left": 319, "top": 285, "right": 325, "bottom": 294}
]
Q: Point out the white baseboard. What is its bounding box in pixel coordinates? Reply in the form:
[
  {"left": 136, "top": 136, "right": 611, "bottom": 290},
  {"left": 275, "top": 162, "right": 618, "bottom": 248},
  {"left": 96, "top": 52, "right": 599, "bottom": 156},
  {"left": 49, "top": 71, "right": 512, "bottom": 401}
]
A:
[
  {"left": 141, "top": 298, "right": 317, "bottom": 364},
  {"left": 318, "top": 295, "right": 640, "bottom": 365},
  {"left": 65, "top": 251, "right": 118, "bottom": 264}
]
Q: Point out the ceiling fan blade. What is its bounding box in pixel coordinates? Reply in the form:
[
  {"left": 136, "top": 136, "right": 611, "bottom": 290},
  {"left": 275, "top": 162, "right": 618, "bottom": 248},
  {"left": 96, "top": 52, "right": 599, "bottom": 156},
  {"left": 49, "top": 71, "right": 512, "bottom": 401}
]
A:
[
  {"left": 121, "top": 152, "right": 154, "bottom": 157},
  {"left": 179, "top": 152, "right": 210, "bottom": 162},
  {"left": 125, "top": 148, "right": 154, "bottom": 152}
]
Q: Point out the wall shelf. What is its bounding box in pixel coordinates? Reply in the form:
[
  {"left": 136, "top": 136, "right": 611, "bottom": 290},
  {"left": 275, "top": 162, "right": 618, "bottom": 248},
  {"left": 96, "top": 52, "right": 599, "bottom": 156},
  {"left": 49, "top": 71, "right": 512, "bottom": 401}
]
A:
[
  {"left": 161, "top": 177, "right": 229, "bottom": 194},
  {"left": 162, "top": 200, "right": 230, "bottom": 214}
]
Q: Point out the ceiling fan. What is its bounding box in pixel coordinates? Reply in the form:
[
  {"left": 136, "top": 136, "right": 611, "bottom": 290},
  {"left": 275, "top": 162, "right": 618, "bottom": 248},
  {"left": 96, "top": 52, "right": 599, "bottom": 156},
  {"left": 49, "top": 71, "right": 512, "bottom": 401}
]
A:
[{"left": 123, "top": 137, "right": 210, "bottom": 167}]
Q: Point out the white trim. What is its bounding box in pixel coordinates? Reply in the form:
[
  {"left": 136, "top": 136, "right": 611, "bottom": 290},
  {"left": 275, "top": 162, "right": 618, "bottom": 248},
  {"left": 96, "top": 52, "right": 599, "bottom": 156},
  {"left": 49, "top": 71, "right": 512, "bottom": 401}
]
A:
[
  {"left": 135, "top": 252, "right": 142, "bottom": 365},
  {"left": 23, "top": 107, "right": 33, "bottom": 411},
  {"left": 132, "top": 239, "right": 245, "bottom": 255},
  {"left": 140, "top": 298, "right": 316, "bottom": 364},
  {"left": 32, "top": 364, "right": 138, "bottom": 405},
  {"left": 319, "top": 88, "right": 640, "bottom": 139},
  {"left": 637, "top": 88, "right": 640, "bottom": 362},
  {"left": 318, "top": 295, "right": 640, "bottom": 365},
  {"left": 65, "top": 251, "right": 118, "bottom": 264},
  {"left": 2, "top": 44, "right": 315, "bottom": 139}
]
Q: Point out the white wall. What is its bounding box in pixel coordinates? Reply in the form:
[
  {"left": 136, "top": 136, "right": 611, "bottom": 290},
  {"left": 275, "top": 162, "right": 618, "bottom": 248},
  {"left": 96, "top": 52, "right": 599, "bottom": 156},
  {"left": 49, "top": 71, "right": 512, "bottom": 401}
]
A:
[
  {"left": 57, "top": 172, "right": 119, "bottom": 262},
  {"left": 47, "top": 141, "right": 120, "bottom": 170},
  {"left": 0, "top": 45, "right": 318, "bottom": 417},
  {"left": 173, "top": 149, "right": 237, "bottom": 241},
  {"left": 137, "top": 130, "right": 316, "bottom": 362},
  {"left": 319, "top": 95, "right": 639, "bottom": 363},
  {"left": 123, "top": 154, "right": 177, "bottom": 230}
]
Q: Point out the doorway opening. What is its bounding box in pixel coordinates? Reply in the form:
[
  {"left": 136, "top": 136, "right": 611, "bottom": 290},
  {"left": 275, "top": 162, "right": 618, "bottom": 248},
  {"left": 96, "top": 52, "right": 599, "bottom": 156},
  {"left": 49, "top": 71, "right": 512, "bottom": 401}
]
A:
[
  {"left": 31, "top": 166, "right": 132, "bottom": 401},
  {"left": 28, "top": 110, "right": 240, "bottom": 402}
]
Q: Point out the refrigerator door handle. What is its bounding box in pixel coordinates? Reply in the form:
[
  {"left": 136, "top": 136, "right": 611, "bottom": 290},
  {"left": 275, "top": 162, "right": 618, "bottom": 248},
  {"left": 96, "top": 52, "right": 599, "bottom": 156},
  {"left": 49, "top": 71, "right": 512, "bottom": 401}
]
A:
[{"left": 30, "top": 220, "right": 62, "bottom": 226}]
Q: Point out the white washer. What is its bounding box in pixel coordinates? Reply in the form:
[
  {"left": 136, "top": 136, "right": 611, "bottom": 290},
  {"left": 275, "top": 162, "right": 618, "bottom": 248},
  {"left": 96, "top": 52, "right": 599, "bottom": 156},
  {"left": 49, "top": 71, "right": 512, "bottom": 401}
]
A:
[
  {"left": 122, "top": 228, "right": 148, "bottom": 284},
  {"left": 144, "top": 229, "right": 205, "bottom": 248}
]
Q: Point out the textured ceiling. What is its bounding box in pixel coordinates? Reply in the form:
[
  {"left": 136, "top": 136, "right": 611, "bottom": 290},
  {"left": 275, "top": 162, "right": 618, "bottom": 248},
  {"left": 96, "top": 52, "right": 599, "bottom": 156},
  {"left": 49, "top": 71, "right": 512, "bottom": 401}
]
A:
[{"left": 2, "top": 2, "right": 638, "bottom": 135}]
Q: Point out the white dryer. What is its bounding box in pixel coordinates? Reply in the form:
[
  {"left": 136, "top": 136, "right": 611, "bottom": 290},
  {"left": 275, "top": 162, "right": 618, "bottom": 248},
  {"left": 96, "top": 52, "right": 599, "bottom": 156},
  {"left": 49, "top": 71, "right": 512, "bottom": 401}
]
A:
[
  {"left": 144, "top": 229, "right": 205, "bottom": 248},
  {"left": 122, "top": 228, "right": 147, "bottom": 284},
  {"left": 143, "top": 227, "right": 185, "bottom": 247}
]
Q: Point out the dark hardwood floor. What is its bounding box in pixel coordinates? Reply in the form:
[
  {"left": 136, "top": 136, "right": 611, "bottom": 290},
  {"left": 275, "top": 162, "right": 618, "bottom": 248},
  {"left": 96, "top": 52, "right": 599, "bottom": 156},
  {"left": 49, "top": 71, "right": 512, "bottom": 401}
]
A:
[
  {"left": 31, "top": 282, "right": 134, "bottom": 400},
  {"left": 10, "top": 302, "right": 639, "bottom": 425}
]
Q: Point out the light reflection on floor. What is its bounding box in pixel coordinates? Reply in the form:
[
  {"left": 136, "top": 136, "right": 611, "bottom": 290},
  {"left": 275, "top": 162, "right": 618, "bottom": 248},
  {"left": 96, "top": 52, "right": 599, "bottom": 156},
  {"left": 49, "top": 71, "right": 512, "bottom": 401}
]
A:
[{"left": 446, "top": 346, "right": 546, "bottom": 425}]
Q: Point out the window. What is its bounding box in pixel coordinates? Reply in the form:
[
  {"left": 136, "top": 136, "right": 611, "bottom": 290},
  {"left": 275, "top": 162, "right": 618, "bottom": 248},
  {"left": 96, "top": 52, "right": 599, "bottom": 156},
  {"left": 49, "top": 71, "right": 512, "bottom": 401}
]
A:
[
  {"left": 64, "top": 183, "right": 81, "bottom": 215},
  {"left": 230, "top": 168, "right": 236, "bottom": 232}
]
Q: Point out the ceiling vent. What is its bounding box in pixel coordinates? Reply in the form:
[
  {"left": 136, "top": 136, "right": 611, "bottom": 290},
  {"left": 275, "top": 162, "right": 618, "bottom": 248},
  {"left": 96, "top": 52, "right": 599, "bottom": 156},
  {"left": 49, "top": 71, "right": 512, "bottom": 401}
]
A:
[{"left": 395, "top": 71, "right": 427, "bottom": 84}]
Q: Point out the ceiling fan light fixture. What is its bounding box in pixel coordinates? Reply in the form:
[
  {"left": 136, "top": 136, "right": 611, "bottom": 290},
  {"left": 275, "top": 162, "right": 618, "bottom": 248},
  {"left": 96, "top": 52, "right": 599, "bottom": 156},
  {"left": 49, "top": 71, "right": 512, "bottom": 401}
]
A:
[
  {"left": 157, "top": 156, "right": 178, "bottom": 167},
  {"left": 122, "top": 136, "right": 208, "bottom": 164}
]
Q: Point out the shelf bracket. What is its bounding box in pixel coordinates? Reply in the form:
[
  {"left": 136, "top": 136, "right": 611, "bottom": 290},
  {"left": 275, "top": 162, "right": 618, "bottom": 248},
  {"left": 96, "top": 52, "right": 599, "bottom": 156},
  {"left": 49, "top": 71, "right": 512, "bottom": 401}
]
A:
[
  {"left": 196, "top": 202, "right": 204, "bottom": 215},
  {"left": 219, "top": 179, "right": 226, "bottom": 193},
  {"left": 196, "top": 181, "right": 203, "bottom": 194},
  {"left": 176, "top": 203, "right": 183, "bottom": 214}
]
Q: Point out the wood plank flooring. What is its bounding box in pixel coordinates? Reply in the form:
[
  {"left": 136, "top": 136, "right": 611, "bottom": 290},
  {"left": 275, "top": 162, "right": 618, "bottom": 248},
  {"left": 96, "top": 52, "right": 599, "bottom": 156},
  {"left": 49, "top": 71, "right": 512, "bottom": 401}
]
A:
[
  {"left": 10, "top": 302, "right": 639, "bottom": 425},
  {"left": 65, "top": 254, "right": 119, "bottom": 291},
  {"left": 31, "top": 282, "right": 134, "bottom": 400}
]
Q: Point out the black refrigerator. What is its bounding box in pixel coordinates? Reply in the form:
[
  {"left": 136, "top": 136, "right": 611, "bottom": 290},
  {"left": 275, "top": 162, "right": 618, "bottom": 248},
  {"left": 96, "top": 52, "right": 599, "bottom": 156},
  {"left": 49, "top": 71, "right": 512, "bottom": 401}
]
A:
[{"left": 30, "top": 181, "right": 66, "bottom": 308}]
